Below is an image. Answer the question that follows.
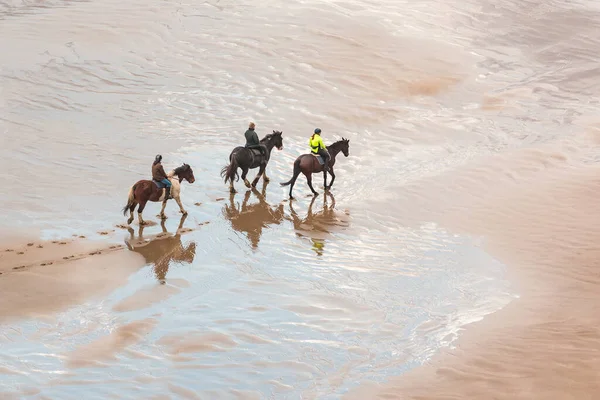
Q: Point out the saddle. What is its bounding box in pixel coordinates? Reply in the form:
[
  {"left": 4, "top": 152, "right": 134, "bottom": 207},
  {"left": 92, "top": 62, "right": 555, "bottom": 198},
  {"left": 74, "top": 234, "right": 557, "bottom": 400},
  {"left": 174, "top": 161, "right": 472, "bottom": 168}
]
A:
[
  {"left": 245, "top": 146, "right": 267, "bottom": 165},
  {"left": 311, "top": 153, "right": 325, "bottom": 165}
]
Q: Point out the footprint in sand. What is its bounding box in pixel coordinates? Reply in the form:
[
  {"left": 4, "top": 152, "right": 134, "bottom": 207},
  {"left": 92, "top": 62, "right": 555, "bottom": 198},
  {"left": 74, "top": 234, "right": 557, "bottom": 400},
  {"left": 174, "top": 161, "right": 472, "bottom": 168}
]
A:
[
  {"left": 27, "top": 243, "right": 34, "bottom": 247},
  {"left": 59, "top": 242, "right": 67, "bottom": 245},
  {"left": 37, "top": 245, "right": 43, "bottom": 249},
  {"left": 40, "top": 262, "right": 53, "bottom": 266},
  {"left": 17, "top": 252, "right": 24, "bottom": 255},
  {"left": 13, "top": 266, "right": 25, "bottom": 270},
  {"left": 5, "top": 249, "right": 13, "bottom": 252},
  {"left": 79, "top": 235, "right": 86, "bottom": 239}
]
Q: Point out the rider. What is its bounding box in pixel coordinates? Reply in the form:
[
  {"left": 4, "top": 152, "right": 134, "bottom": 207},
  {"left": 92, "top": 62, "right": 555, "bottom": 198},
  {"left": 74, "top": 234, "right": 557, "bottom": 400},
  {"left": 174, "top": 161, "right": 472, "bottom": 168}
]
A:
[
  {"left": 309, "top": 128, "right": 330, "bottom": 172},
  {"left": 152, "top": 154, "right": 171, "bottom": 200},
  {"left": 244, "top": 122, "right": 267, "bottom": 160}
]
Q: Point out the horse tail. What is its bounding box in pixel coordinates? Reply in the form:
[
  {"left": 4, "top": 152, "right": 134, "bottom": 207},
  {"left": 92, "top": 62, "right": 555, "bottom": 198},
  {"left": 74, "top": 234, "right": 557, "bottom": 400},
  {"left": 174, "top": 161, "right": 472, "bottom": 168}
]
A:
[
  {"left": 220, "top": 153, "right": 239, "bottom": 184},
  {"left": 122, "top": 184, "right": 136, "bottom": 216},
  {"left": 280, "top": 158, "right": 302, "bottom": 187}
]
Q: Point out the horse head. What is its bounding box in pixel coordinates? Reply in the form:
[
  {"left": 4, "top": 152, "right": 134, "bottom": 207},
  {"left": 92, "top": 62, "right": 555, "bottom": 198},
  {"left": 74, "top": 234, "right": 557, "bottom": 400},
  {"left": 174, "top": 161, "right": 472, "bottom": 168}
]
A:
[
  {"left": 174, "top": 163, "right": 195, "bottom": 183},
  {"left": 341, "top": 137, "right": 350, "bottom": 157},
  {"left": 270, "top": 130, "right": 284, "bottom": 151}
]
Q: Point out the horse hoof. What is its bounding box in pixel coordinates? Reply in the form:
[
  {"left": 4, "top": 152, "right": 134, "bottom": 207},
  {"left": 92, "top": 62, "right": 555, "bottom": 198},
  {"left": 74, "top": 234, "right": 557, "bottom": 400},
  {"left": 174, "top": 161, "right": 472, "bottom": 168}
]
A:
[
  {"left": 181, "top": 211, "right": 188, "bottom": 215},
  {"left": 264, "top": 177, "right": 270, "bottom": 183},
  {"left": 160, "top": 214, "right": 167, "bottom": 220},
  {"left": 127, "top": 218, "right": 133, "bottom": 225}
]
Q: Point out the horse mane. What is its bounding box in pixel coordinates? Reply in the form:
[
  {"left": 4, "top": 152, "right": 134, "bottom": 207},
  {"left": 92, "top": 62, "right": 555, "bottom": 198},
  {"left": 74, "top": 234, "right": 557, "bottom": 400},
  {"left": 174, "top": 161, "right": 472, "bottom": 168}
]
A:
[
  {"left": 328, "top": 137, "right": 349, "bottom": 149},
  {"left": 172, "top": 163, "right": 189, "bottom": 177},
  {"left": 260, "top": 131, "right": 282, "bottom": 143}
]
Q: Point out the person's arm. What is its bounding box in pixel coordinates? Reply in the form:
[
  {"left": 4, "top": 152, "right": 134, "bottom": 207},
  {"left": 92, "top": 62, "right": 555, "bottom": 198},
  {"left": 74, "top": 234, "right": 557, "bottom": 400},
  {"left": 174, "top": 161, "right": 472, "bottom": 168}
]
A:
[
  {"left": 319, "top": 136, "right": 327, "bottom": 150},
  {"left": 158, "top": 164, "right": 168, "bottom": 180}
]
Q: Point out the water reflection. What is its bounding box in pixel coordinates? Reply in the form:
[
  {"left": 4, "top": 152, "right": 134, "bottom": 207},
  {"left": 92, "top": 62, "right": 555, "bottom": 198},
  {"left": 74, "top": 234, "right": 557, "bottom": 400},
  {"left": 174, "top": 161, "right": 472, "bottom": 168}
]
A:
[
  {"left": 222, "top": 183, "right": 285, "bottom": 250},
  {"left": 124, "top": 214, "right": 196, "bottom": 284},
  {"left": 286, "top": 192, "right": 350, "bottom": 256}
]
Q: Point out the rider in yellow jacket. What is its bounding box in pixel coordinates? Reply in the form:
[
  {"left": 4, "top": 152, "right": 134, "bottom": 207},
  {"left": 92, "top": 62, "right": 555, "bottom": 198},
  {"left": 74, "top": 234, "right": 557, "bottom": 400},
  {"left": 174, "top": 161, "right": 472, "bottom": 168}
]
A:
[{"left": 309, "top": 128, "right": 330, "bottom": 172}]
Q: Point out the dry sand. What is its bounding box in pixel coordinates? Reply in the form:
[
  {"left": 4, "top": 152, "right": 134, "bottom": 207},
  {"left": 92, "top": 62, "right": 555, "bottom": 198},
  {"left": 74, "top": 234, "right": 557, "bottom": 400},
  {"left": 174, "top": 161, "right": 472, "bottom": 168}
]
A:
[{"left": 347, "top": 143, "right": 600, "bottom": 399}]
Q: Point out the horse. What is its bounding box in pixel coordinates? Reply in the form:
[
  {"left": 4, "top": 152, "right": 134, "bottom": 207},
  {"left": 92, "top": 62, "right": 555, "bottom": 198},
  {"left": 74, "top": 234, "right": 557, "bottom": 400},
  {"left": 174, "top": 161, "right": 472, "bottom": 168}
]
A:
[
  {"left": 220, "top": 130, "right": 284, "bottom": 193},
  {"left": 122, "top": 163, "right": 196, "bottom": 225},
  {"left": 280, "top": 137, "right": 350, "bottom": 199}
]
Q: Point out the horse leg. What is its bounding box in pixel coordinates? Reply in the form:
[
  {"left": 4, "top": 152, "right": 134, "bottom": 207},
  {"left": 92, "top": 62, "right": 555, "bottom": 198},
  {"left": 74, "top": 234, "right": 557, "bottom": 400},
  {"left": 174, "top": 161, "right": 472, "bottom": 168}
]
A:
[
  {"left": 159, "top": 200, "right": 168, "bottom": 220},
  {"left": 127, "top": 202, "right": 138, "bottom": 225},
  {"left": 305, "top": 173, "right": 318, "bottom": 196},
  {"left": 174, "top": 195, "right": 187, "bottom": 215},
  {"left": 137, "top": 200, "right": 148, "bottom": 225},
  {"left": 252, "top": 164, "right": 266, "bottom": 188},
  {"left": 242, "top": 168, "right": 251, "bottom": 188},
  {"left": 327, "top": 167, "right": 336, "bottom": 190},
  {"left": 323, "top": 170, "right": 328, "bottom": 190},
  {"left": 263, "top": 165, "right": 270, "bottom": 183}
]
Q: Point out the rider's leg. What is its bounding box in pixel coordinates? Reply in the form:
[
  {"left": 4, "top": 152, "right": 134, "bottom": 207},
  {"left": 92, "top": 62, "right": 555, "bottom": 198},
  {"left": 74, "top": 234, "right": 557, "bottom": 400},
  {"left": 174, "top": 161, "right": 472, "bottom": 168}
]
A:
[
  {"left": 161, "top": 178, "right": 172, "bottom": 200},
  {"left": 318, "top": 149, "right": 330, "bottom": 171}
]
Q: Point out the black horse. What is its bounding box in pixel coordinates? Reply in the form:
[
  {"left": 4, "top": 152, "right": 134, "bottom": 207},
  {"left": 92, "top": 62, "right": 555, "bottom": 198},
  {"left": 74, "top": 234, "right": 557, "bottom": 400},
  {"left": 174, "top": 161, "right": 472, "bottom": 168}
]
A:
[
  {"left": 280, "top": 138, "right": 350, "bottom": 199},
  {"left": 221, "top": 130, "right": 284, "bottom": 193}
]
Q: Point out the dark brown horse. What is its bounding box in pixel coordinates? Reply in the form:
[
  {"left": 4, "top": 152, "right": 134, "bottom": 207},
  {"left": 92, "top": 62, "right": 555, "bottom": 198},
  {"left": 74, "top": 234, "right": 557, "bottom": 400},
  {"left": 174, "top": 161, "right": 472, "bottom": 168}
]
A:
[
  {"left": 122, "top": 163, "right": 196, "bottom": 225},
  {"left": 220, "top": 130, "right": 284, "bottom": 193},
  {"left": 280, "top": 138, "right": 350, "bottom": 199}
]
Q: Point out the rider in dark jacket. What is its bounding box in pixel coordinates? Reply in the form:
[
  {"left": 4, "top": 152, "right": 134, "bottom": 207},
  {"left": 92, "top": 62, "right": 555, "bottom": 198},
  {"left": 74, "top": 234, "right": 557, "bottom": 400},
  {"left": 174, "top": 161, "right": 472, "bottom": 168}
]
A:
[
  {"left": 244, "top": 122, "right": 267, "bottom": 160},
  {"left": 152, "top": 154, "right": 171, "bottom": 200}
]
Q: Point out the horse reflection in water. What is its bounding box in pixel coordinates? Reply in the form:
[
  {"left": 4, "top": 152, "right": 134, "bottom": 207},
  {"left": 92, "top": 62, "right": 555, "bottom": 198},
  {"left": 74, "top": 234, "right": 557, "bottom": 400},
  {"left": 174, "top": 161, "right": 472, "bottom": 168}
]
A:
[
  {"left": 222, "top": 183, "right": 285, "bottom": 249},
  {"left": 125, "top": 214, "right": 196, "bottom": 284},
  {"left": 286, "top": 191, "right": 350, "bottom": 256}
]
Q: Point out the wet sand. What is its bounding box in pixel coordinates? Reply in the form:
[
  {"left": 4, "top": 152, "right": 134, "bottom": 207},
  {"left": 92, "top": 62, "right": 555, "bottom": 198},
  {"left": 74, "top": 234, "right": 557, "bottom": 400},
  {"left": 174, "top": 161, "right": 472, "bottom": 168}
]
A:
[
  {"left": 0, "top": 235, "right": 145, "bottom": 323},
  {"left": 0, "top": 220, "right": 196, "bottom": 324},
  {"left": 347, "top": 142, "right": 600, "bottom": 398},
  {"left": 3, "top": 0, "right": 600, "bottom": 397}
]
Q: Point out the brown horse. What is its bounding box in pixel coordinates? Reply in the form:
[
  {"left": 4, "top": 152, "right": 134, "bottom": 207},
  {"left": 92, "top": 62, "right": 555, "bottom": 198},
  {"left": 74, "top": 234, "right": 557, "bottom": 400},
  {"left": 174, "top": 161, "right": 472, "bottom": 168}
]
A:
[
  {"left": 122, "top": 163, "right": 196, "bottom": 225},
  {"left": 220, "top": 130, "right": 284, "bottom": 193},
  {"left": 280, "top": 138, "right": 350, "bottom": 199}
]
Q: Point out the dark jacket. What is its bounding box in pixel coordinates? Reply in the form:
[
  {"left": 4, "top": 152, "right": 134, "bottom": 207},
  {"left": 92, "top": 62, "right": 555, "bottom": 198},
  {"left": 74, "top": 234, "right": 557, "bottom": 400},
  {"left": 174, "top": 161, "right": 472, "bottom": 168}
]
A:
[
  {"left": 152, "top": 162, "right": 168, "bottom": 181},
  {"left": 244, "top": 128, "right": 260, "bottom": 147}
]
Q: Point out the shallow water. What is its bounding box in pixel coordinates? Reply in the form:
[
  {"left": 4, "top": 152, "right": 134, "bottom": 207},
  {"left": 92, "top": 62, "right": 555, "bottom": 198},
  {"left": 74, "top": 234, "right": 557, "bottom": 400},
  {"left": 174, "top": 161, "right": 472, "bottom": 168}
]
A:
[{"left": 2, "top": 0, "right": 599, "bottom": 398}]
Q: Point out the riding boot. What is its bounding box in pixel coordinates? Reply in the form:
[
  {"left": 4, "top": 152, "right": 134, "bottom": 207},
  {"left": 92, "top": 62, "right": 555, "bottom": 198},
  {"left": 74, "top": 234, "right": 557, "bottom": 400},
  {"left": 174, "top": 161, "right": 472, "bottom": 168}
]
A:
[{"left": 164, "top": 186, "right": 171, "bottom": 200}]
